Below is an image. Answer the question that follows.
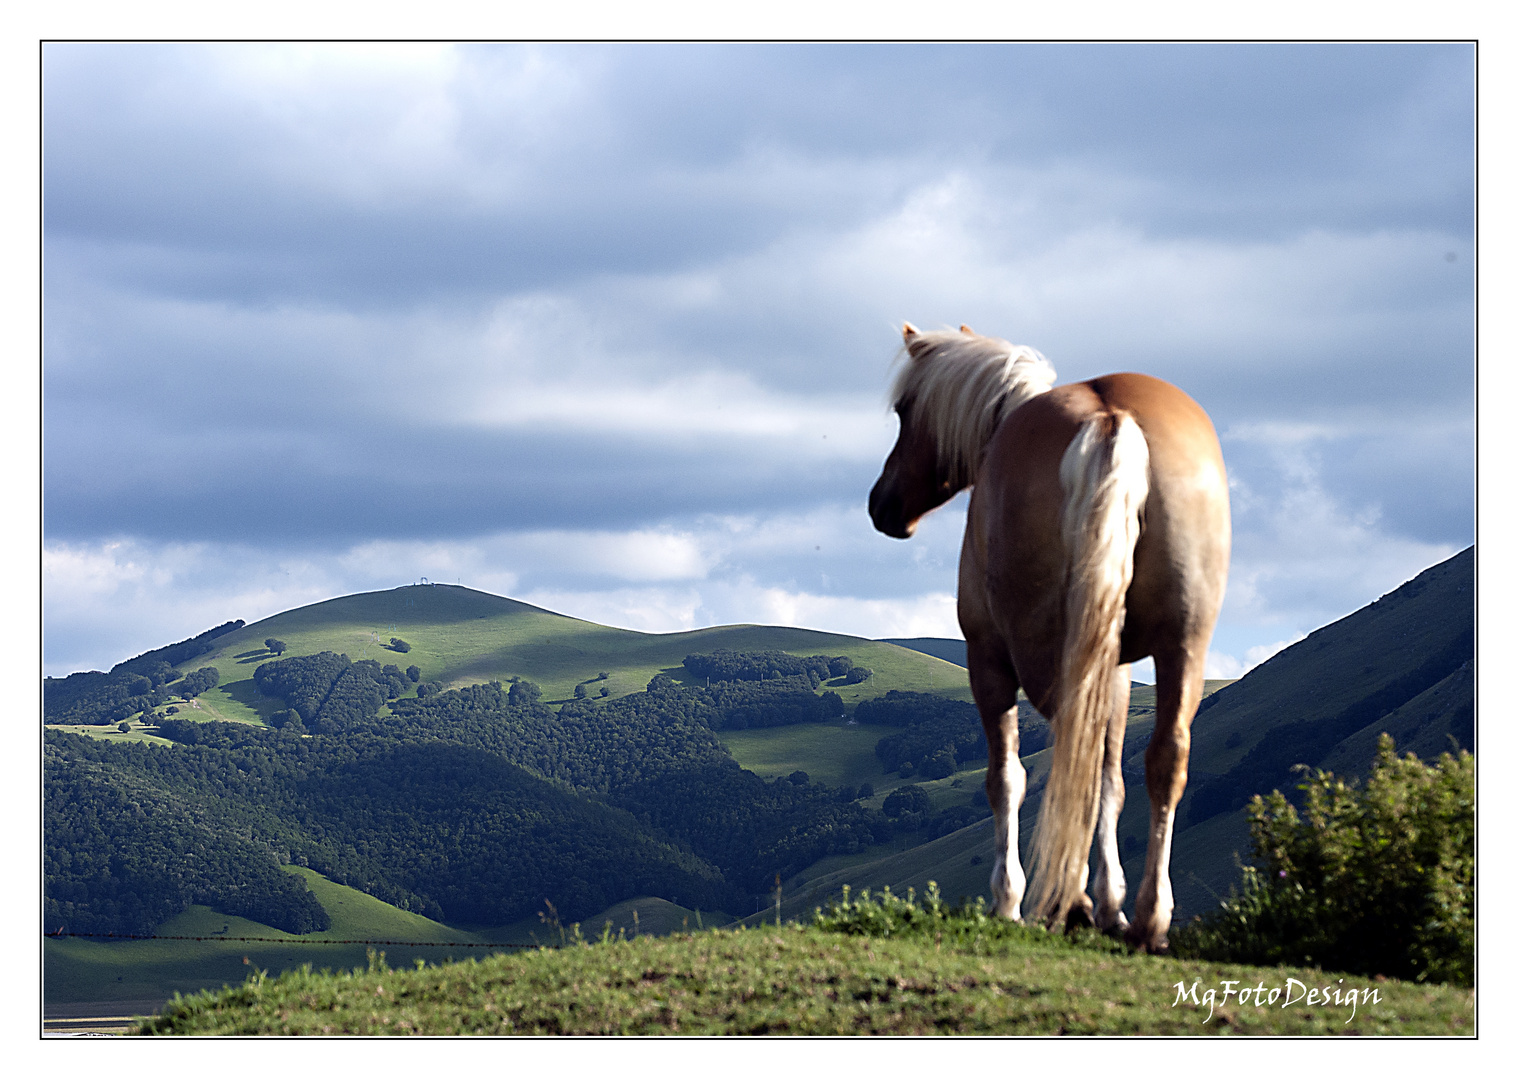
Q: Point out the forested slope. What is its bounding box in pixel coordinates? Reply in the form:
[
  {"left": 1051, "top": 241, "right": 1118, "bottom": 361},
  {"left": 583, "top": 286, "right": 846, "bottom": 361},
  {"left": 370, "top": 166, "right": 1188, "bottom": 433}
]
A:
[{"left": 46, "top": 648, "right": 996, "bottom": 937}]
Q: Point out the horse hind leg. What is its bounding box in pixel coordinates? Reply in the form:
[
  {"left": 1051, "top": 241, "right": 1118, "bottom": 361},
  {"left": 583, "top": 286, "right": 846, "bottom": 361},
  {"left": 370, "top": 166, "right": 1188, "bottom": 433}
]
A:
[
  {"left": 1089, "top": 665, "right": 1131, "bottom": 935},
  {"left": 1127, "top": 648, "right": 1205, "bottom": 953}
]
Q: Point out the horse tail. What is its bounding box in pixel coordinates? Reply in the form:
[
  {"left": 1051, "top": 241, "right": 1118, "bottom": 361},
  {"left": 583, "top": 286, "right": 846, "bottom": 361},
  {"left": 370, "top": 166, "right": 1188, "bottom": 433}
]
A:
[{"left": 1024, "top": 410, "right": 1149, "bottom": 928}]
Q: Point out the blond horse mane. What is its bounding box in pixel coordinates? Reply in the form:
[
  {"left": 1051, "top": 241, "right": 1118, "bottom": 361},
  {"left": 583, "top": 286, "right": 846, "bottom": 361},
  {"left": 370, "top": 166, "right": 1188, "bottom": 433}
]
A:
[{"left": 890, "top": 330, "right": 1057, "bottom": 489}]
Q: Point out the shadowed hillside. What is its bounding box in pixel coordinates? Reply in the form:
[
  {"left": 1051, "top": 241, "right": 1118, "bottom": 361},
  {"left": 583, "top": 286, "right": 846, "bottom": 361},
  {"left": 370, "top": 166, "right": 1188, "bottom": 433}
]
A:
[{"left": 1159, "top": 546, "right": 1474, "bottom": 917}]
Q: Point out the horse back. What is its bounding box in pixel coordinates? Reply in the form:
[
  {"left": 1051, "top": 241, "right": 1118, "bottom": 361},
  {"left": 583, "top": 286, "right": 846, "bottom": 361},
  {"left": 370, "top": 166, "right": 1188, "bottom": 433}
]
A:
[{"left": 965, "top": 372, "right": 1229, "bottom": 689}]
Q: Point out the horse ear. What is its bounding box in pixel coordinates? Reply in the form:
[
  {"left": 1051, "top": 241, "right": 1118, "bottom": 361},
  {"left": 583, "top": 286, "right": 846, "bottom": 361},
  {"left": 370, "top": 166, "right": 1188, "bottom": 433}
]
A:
[
  {"left": 959, "top": 324, "right": 974, "bottom": 335},
  {"left": 902, "top": 322, "right": 920, "bottom": 343}
]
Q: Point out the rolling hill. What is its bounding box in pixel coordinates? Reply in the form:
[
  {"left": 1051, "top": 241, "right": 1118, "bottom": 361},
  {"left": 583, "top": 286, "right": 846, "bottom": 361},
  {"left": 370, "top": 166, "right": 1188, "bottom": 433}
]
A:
[
  {"left": 135, "top": 584, "right": 973, "bottom": 725},
  {"left": 43, "top": 586, "right": 986, "bottom": 1010}
]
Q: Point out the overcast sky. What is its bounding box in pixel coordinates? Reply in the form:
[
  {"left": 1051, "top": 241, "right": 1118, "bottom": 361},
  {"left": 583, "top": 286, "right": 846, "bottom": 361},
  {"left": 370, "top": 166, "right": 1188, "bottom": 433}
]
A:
[{"left": 42, "top": 42, "right": 1475, "bottom": 680}]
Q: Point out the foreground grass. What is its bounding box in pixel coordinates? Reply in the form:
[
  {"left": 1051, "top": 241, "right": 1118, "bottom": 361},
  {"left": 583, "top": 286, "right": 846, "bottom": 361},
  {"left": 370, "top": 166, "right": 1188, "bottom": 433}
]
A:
[{"left": 137, "top": 921, "right": 1472, "bottom": 1036}]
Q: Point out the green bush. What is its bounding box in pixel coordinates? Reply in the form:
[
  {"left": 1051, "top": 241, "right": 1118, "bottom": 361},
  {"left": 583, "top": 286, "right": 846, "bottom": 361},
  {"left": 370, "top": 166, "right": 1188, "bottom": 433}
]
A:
[
  {"left": 814, "top": 882, "right": 953, "bottom": 937},
  {"left": 813, "top": 882, "right": 1121, "bottom": 955},
  {"left": 1172, "top": 735, "right": 1473, "bottom": 985}
]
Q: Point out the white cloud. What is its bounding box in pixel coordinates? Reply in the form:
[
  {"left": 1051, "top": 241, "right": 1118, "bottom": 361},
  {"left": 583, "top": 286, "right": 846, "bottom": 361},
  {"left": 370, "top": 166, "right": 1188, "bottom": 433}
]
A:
[
  {"left": 514, "top": 587, "right": 706, "bottom": 634},
  {"left": 1221, "top": 434, "right": 1458, "bottom": 632},
  {"left": 43, "top": 539, "right": 345, "bottom": 675},
  {"left": 1202, "top": 635, "right": 1306, "bottom": 681},
  {"left": 1244, "top": 636, "right": 1306, "bottom": 669}
]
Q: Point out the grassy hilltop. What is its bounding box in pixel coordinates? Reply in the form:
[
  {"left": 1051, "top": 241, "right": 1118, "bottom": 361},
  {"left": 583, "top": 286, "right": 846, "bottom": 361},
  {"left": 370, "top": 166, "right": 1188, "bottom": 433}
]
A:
[{"left": 168, "top": 583, "right": 970, "bottom": 725}]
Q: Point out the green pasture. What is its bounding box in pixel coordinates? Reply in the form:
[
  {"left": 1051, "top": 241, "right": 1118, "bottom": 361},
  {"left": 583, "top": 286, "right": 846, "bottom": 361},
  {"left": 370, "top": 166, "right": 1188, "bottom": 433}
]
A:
[
  {"left": 44, "top": 723, "right": 175, "bottom": 748},
  {"left": 716, "top": 720, "right": 911, "bottom": 788}
]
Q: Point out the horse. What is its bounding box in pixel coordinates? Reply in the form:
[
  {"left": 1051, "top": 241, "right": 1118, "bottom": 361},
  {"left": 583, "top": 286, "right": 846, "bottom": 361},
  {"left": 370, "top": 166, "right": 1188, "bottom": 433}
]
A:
[{"left": 868, "top": 323, "right": 1229, "bottom": 952}]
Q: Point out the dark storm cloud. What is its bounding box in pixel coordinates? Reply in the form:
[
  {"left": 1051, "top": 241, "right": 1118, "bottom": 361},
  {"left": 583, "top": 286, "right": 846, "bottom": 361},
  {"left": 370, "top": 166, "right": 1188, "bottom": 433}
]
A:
[{"left": 43, "top": 415, "right": 888, "bottom": 544}]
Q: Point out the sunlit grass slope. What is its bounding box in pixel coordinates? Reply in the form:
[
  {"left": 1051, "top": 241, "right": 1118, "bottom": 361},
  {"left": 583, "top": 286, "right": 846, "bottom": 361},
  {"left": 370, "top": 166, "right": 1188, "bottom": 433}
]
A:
[{"left": 168, "top": 584, "right": 969, "bottom": 723}]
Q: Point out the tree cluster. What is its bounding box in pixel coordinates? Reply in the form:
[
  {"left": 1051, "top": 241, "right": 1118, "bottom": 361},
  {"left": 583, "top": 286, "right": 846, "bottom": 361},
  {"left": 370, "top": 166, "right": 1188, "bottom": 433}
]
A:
[
  {"left": 858, "top": 691, "right": 989, "bottom": 777},
  {"left": 113, "top": 620, "right": 245, "bottom": 676},
  {"left": 252, "top": 653, "right": 415, "bottom": 734},
  {"left": 877, "top": 784, "right": 988, "bottom": 839},
  {"left": 858, "top": 691, "right": 1049, "bottom": 778},
  {"left": 683, "top": 649, "right": 850, "bottom": 684},
  {"left": 700, "top": 676, "right": 845, "bottom": 730},
  {"left": 50, "top": 717, "right": 732, "bottom": 932},
  {"left": 177, "top": 666, "right": 220, "bottom": 699},
  {"left": 44, "top": 665, "right": 182, "bottom": 726},
  {"left": 45, "top": 734, "right": 328, "bottom": 936},
  {"left": 389, "top": 675, "right": 891, "bottom": 896},
  {"left": 682, "top": 649, "right": 869, "bottom": 686}
]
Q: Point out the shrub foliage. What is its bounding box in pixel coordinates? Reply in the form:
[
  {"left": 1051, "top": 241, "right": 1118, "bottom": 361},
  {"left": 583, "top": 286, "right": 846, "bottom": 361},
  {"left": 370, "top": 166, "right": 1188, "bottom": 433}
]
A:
[{"left": 1172, "top": 735, "right": 1473, "bottom": 985}]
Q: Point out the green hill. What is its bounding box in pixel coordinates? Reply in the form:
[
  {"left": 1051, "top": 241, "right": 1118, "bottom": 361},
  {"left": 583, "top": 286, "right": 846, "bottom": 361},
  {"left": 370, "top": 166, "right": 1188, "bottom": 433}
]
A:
[
  {"left": 46, "top": 867, "right": 727, "bottom": 1015},
  {"left": 44, "top": 588, "right": 982, "bottom": 1010},
  {"left": 879, "top": 637, "right": 968, "bottom": 667},
  {"left": 138, "top": 584, "right": 970, "bottom": 725}
]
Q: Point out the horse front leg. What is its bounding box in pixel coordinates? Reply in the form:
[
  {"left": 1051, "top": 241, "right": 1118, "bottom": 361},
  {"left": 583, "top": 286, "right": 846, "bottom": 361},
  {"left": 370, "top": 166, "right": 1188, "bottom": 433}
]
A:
[
  {"left": 968, "top": 642, "right": 1026, "bottom": 920},
  {"left": 1127, "top": 649, "right": 1205, "bottom": 953},
  {"left": 1090, "top": 665, "right": 1131, "bottom": 935}
]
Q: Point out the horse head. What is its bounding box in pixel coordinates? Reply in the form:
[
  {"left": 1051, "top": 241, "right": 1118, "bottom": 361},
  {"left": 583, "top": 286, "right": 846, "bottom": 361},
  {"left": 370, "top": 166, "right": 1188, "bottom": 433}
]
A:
[{"left": 868, "top": 323, "right": 961, "bottom": 538}]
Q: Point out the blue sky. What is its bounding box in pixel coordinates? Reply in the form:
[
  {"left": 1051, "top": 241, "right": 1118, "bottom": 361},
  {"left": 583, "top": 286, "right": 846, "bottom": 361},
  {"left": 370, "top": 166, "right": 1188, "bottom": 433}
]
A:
[{"left": 42, "top": 42, "right": 1475, "bottom": 679}]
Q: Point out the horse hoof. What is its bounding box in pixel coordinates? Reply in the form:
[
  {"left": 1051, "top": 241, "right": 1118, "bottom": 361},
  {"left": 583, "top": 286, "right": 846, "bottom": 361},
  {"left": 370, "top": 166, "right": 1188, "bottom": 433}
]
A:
[
  {"left": 1095, "top": 910, "right": 1129, "bottom": 937},
  {"left": 1121, "top": 927, "right": 1169, "bottom": 954},
  {"left": 1063, "top": 905, "right": 1095, "bottom": 933}
]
